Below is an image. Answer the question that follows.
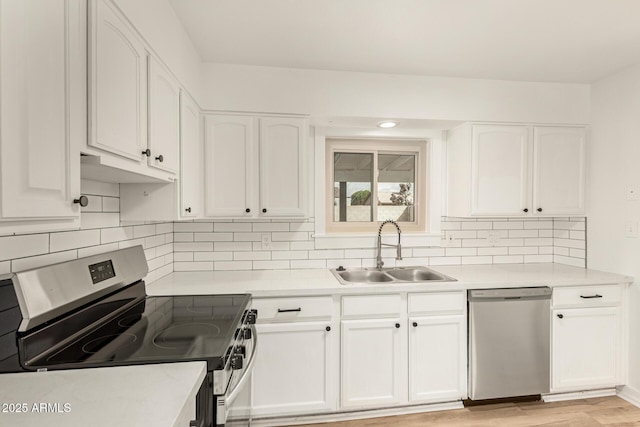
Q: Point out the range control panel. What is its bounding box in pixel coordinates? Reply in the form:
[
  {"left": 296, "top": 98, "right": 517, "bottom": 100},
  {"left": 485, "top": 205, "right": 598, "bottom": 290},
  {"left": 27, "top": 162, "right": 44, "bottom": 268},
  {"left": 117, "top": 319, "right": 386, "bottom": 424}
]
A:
[{"left": 89, "top": 260, "right": 116, "bottom": 284}]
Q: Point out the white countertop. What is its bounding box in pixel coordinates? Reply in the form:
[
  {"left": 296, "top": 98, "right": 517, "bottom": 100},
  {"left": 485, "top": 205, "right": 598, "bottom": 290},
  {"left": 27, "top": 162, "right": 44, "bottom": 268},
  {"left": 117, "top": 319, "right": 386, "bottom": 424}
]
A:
[
  {"left": 0, "top": 362, "right": 206, "bottom": 427},
  {"left": 147, "top": 263, "right": 634, "bottom": 297}
]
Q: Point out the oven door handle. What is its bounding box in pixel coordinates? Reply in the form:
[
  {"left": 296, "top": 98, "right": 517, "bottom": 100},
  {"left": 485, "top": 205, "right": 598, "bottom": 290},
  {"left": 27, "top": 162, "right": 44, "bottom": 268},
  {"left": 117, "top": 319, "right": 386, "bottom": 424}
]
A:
[{"left": 226, "top": 324, "right": 258, "bottom": 406}]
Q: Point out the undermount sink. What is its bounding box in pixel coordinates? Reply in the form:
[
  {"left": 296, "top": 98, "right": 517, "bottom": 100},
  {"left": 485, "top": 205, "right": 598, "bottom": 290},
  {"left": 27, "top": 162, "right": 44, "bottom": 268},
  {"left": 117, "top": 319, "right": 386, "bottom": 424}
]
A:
[
  {"left": 337, "top": 270, "right": 394, "bottom": 283},
  {"left": 332, "top": 266, "right": 456, "bottom": 285}
]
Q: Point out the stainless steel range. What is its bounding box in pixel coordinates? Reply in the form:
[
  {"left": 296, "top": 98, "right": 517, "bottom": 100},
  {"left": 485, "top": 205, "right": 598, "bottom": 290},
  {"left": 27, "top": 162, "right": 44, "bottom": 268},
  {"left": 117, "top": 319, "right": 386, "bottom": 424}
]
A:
[{"left": 0, "top": 246, "right": 257, "bottom": 427}]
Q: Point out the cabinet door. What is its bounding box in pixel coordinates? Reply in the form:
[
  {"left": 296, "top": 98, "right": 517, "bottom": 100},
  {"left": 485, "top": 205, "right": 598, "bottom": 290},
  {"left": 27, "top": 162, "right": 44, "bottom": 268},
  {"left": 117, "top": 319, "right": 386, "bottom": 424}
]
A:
[
  {"left": 471, "top": 125, "right": 530, "bottom": 216},
  {"left": 552, "top": 307, "right": 622, "bottom": 391},
  {"left": 179, "top": 91, "right": 201, "bottom": 218},
  {"left": 409, "top": 315, "right": 466, "bottom": 403},
  {"left": 204, "top": 115, "right": 255, "bottom": 217},
  {"left": 251, "top": 322, "right": 335, "bottom": 416},
  {"left": 0, "top": 0, "right": 81, "bottom": 219},
  {"left": 89, "top": 0, "right": 147, "bottom": 162},
  {"left": 259, "top": 117, "right": 307, "bottom": 217},
  {"left": 533, "top": 127, "right": 586, "bottom": 215},
  {"left": 341, "top": 319, "right": 406, "bottom": 408},
  {"left": 148, "top": 56, "right": 180, "bottom": 174}
]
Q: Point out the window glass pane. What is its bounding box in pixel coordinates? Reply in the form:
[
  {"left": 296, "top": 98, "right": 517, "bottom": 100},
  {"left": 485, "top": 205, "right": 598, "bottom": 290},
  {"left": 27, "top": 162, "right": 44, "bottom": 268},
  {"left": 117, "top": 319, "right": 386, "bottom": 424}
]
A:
[
  {"left": 333, "top": 152, "right": 373, "bottom": 222},
  {"left": 377, "top": 154, "right": 415, "bottom": 222}
]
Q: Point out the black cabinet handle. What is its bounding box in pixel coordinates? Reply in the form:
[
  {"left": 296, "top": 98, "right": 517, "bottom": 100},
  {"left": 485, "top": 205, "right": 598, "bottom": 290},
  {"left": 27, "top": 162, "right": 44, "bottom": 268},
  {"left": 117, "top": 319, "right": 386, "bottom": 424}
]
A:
[
  {"left": 155, "top": 154, "right": 164, "bottom": 162},
  {"left": 523, "top": 208, "right": 529, "bottom": 213},
  {"left": 412, "top": 322, "right": 418, "bottom": 327},
  {"left": 142, "top": 149, "right": 151, "bottom": 157},
  {"left": 326, "top": 326, "right": 331, "bottom": 332},
  {"left": 245, "top": 208, "right": 251, "bottom": 213},
  {"left": 277, "top": 308, "right": 301, "bottom": 313},
  {"left": 185, "top": 207, "right": 191, "bottom": 213},
  {"left": 557, "top": 314, "right": 564, "bottom": 319},
  {"left": 537, "top": 208, "right": 543, "bottom": 212},
  {"left": 189, "top": 419, "right": 204, "bottom": 427},
  {"left": 580, "top": 294, "right": 603, "bottom": 299},
  {"left": 73, "top": 196, "right": 88, "bottom": 207},
  {"left": 262, "top": 208, "right": 267, "bottom": 213},
  {"left": 395, "top": 323, "right": 400, "bottom": 328}
]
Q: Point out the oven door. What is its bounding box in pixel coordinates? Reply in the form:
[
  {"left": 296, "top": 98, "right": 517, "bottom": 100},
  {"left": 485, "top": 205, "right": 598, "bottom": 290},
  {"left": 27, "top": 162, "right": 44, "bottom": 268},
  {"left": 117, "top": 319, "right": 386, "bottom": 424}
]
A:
[{"left": 216, "top": 324, "right": 257, "bottom": 427}]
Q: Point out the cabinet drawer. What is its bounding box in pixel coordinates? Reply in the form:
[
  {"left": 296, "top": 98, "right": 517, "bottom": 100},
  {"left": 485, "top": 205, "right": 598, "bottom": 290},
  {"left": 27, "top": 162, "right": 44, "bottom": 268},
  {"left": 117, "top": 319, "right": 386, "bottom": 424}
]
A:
[
  {"left": 342, "top": 294, "right": 401, "bottom": 317},
  {"left": 408, "top": 292, "right": 465, "bottom": 315},
  {"left": 553, "top": 285, "right": 622, "bottom": 308},
  {"left": 253, "top": 296, "right": 333, "bottom": 322}
]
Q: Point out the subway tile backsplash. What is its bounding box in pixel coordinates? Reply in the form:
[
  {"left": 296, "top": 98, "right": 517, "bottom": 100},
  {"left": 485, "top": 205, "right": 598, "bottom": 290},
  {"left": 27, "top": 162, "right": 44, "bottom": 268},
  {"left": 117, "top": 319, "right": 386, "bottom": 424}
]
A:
[
  {"left": 172, "top": 216, "right": 586, "bottom": 271},
  {"left": 0, "top": 180, "right": 174, "bottom": 283},
  {"left": 0, "top": 192, "right": 587, "bottom": 278}
]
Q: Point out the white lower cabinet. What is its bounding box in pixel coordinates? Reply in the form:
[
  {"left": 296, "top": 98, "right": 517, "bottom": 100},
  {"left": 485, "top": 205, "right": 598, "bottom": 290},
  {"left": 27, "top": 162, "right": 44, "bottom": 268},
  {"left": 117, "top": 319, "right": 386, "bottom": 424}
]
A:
[
  {"left": 552, "top": 306, "right": 622, "bottom": 391},
  {"left": 551, "top": 284, "right": 625, "bottom": 392},
  {"left": 341, "top": 318, "right": 406, "bottom": 408},
  {"left": 250, "top": 297, "right": 337, "bottom": 417},
  {"left": 409, "top": 315, "right": 466, "bottom": 403},
  {"left": 340, "top": 292, "right": 466, "bottom": 410}
]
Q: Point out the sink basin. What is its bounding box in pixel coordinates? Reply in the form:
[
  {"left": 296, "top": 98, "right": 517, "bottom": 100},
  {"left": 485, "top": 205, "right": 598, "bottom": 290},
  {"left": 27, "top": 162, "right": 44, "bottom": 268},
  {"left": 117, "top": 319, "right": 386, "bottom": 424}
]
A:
[
  {"left": 331, "top": 266, "right": 456, "bottom": 285},
  {"left": 385, "top": 268, "right": 450, "bottom": 282},
  {"left": 337, "top": 270, "right": 394, "bottom": 283}
]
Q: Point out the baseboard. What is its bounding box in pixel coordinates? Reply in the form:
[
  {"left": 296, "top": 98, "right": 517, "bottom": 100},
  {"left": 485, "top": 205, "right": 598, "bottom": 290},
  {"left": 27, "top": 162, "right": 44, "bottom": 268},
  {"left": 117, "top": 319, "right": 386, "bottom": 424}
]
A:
[
  {"left": 617, "top": 385, "right": 640, "bottom": 408},
  {"left": 246, "top": 401, "right": 464, "bottom": 427},
  {"left": 542, "top": 388, "right": 617, "bottom": 402}
]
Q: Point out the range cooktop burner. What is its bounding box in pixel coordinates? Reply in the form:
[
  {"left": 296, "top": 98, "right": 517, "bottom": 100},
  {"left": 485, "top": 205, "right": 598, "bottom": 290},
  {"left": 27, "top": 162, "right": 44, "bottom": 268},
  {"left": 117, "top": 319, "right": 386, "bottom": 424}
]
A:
[
  {"left": 82, "top": 333, "right": 138, "bottom": 354},
  {"left": 152, "top": 322, "right": 222, "bottom": 350}
]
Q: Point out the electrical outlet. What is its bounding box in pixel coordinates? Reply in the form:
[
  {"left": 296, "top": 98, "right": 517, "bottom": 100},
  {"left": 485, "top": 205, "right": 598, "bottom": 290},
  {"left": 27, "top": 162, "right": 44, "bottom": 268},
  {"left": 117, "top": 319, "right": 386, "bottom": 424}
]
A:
[
  {"left": 440, "top": 231, "right": 455, "bottom": 247},
  {"left": 486, "top": 231, "right": 501, "bottom": 246},
  {"left": 625, "top": 222, "right": 638, "bottom": 238},
  {"left": 261, "top": 234, "right": 272, "bottom": 249},
  {"left": 627, "top": 187, "right": 639, "bottom": 201}
]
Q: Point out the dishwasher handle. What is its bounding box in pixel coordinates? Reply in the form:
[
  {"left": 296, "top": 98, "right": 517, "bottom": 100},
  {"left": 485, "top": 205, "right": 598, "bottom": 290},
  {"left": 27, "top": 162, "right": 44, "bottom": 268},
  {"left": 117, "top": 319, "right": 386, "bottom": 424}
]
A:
[{"left": 468, "top": 287, "right": 552, "bottom": 301}]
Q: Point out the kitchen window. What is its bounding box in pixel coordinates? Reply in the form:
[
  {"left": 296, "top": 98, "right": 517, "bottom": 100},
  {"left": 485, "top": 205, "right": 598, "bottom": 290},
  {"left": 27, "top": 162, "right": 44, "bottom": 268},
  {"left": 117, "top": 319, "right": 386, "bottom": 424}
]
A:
[{"left": 325, "top": 138, "right": 428, "bottom": 233}]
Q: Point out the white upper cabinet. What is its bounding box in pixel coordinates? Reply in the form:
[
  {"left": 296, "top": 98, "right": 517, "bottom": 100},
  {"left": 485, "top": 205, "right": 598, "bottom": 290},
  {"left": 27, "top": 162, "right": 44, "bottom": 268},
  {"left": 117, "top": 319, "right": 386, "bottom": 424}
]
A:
[
  {"left": 0, "top": 0, "right": 84, "bottom": 231},
  {"left": 204, "top": 114, "right": 308, "bottom": 218},
  {"left": 89, "top": 0, "right": 147, "bottom": 162},
  {"left": 204, "top": 115, "right": 256, "bottom": 217},
  {"left": 259, "top": 117, "right": 307, "bottom": 217},
  {"left": 533, "top": 127, "right": 586, "bottom": 215},
  {"left": 148, "top": 56, "right": 180, "bottom": 174},
  {"left": 179, "top": 90, "right": 202, "bottom": 218},
  {"left": 471, "top": 125, "right": 530, "bottom": 216},
  {"left": 447, "top": 123, "right": 587, "bottom": 217}
]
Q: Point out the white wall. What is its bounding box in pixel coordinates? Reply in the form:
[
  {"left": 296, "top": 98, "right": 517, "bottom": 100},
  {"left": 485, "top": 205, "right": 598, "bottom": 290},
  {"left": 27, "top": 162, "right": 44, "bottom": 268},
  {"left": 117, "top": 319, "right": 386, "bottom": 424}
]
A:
[
  {"left": 202, "top": 63, "right": 590, "bottom": 124},
  {"left": 113, "top": 0, "right": 203, "bottom": 104},
  {"left": 589, "top": 63, "right": 640, "bottom": 391}
]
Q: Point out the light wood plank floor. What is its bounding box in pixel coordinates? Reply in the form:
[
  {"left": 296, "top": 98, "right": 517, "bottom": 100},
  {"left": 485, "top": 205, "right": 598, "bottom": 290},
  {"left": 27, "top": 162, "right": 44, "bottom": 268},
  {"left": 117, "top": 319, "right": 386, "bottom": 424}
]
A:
[{"left": 293, "top": 397, "right": 640, "bottom": 426}]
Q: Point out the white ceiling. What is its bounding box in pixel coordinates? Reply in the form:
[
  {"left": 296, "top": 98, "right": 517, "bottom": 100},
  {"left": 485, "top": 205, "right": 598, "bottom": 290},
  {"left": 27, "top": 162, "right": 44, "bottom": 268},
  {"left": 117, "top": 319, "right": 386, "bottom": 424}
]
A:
[{"left": 169, "top": 0, "right": 640, "bottom": 83}]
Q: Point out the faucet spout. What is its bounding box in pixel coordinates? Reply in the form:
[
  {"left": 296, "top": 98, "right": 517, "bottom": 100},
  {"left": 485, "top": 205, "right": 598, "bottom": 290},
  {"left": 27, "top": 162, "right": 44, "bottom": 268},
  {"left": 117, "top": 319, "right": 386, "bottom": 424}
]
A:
[{"left": 376, "top": 220, "right": 402, "bottom": 270}]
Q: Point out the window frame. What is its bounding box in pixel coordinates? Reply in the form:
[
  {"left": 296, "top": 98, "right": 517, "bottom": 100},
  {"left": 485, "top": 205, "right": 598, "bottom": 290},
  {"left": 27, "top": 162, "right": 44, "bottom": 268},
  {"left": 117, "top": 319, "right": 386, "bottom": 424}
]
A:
[{"left": 325, "top": 138, "right": 428, "bottom": 234}]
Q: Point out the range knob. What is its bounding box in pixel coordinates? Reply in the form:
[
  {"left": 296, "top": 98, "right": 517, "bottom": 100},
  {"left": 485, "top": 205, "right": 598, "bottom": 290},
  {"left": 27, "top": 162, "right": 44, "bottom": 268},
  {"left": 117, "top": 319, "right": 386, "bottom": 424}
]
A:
[
  {"left": 242, "top": 328, "right": 252, "bottom": 339},
  {"left": 246, "top": 309, "right": 257, "bottom": 325},
  {"left": 234, "top": 346, "right": 246, "bottom": 357},
  {"left": 230, "top": 355, "right": 243, "bottom": 370}
]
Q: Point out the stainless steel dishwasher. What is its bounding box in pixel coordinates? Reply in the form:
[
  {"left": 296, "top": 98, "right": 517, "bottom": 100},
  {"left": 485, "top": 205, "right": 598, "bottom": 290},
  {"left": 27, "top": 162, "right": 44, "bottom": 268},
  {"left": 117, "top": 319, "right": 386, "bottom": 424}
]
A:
[{"left": 468, "top": 287, "right": 551, "bottom": 400}]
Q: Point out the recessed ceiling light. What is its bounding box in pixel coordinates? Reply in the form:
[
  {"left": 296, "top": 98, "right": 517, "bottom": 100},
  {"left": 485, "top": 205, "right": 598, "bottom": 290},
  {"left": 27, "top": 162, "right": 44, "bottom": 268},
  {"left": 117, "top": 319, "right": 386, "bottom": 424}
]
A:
[{"left": 377, "top": 121, "right": 397, "bottom": 129}]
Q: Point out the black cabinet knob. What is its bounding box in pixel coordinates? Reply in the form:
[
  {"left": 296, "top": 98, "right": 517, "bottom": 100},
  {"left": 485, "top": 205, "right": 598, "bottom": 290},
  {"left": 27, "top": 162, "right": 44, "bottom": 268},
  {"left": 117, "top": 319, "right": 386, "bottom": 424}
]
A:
[
  {"left": 262, "top": 208, "right": 267, "bottom": 213},
  {"left": 185, "top": 207, "right": 192, "bottom": 213},
  {"left": 557, "top": 314, "right": 564, "bottom": 319},
  {"left": 326, "top": 326, "right": 331, "bottom": 332},
  {"left": 73, "top": 196, "right": 89, "bottom": 207},
  {"left": 142, "top": 149, "right": 151, "bottom": 157},
  {"left": 537, "top": 208, "right": 543, "bottom": 212},
  {"left": 155, "top": 154, "right": 164, "bottom": 162},
  {"left": 523, "top": 208, "right": 529, "bottom": 213},
  {"left": 245, "top": 208, "right": 251, "bottom": 213},
  {"left": 412, "top": 322, "right": 418, "bottom": 327},
  {"left": 395, "top": 323, "right": 400, "bottom": 328}
]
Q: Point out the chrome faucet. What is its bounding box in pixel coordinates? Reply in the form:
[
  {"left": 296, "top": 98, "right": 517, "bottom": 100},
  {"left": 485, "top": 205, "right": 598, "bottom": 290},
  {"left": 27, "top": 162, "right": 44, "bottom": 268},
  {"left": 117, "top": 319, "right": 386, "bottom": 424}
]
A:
[{"left": 376, "top": 220, "right": 402, "bottom": 270}]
